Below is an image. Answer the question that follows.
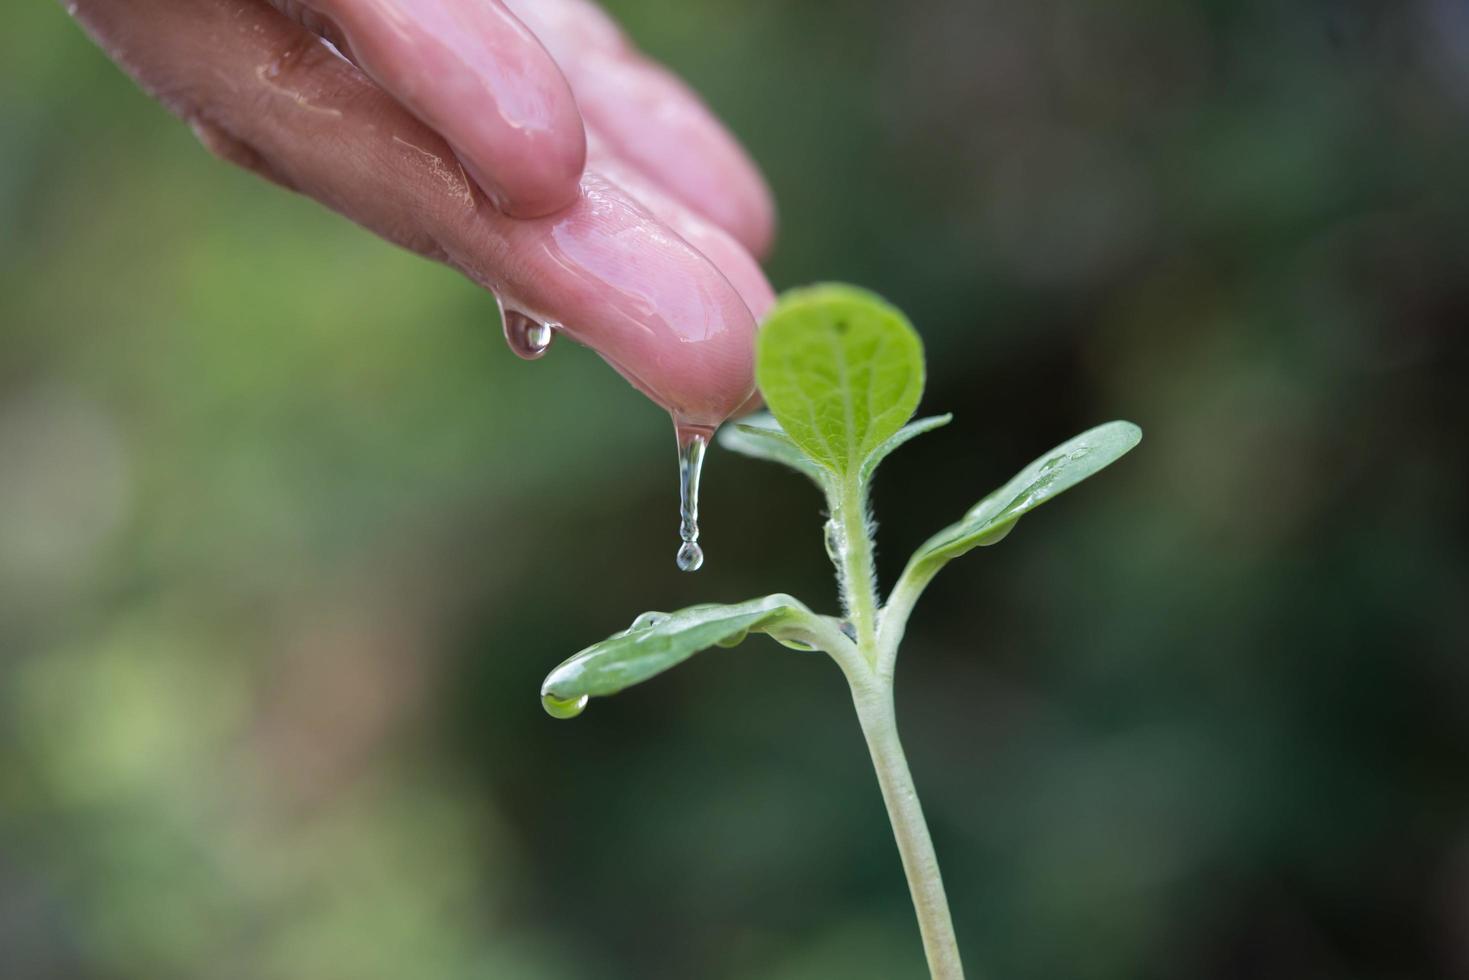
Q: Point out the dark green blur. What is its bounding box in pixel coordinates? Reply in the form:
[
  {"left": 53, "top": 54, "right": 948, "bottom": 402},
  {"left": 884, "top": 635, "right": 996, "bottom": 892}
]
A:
[{"left": 3, "top": 1, "right": 1468, "bottom": 977}]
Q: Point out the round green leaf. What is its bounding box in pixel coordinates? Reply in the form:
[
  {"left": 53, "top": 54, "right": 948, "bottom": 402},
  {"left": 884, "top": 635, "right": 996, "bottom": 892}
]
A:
[{"left": 755, "top": 284, "right": 925, "bottom": 477}]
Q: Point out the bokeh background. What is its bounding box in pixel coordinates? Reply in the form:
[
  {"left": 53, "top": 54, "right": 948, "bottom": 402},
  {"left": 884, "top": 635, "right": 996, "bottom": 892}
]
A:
[{"left": 5, "top": 0, "right": 1469, "bottom": 977}]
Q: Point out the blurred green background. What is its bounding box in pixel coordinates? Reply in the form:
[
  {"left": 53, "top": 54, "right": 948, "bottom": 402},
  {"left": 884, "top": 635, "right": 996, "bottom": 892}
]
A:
[{"left": 4, "top": 1, "right": 1469, "bottom": 977}]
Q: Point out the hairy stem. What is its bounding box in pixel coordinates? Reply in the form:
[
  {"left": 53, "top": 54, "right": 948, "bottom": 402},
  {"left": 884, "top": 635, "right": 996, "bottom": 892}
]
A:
[
  {"left": 825, "top": 474, "right": 963, "bottom": 978},
  {"left": 834, "top": 480, "right": 880, "bottom": 654},
  {"left": 850, "top": 673, "right": 965, "bottom": 979}
]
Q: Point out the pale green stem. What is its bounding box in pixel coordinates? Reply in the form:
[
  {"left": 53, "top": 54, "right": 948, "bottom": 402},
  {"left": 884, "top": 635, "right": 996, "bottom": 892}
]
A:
[
  {"left": 823, "top": 476, "right": 964, "bottom": 979},
  {"left": 877, "top": 563, "right": 938, "bottom": 679},
  {"left": 849, "top": 670, "right": 965, "bottom": 980},
  {"left": 833, "top": 480, "right": 880, "bottom": 655}
]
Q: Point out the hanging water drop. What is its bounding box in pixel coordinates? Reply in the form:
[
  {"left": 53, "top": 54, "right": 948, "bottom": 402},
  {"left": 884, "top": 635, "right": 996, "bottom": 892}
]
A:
[
  {"left": 823, "top": 518, "right": 844, "bottom": 564},
  {"left": 542, "top": 691, "right": 588, "bottom": 719},
  {"left": 674, "top": 419, "right": 713, "bottom": 572},
  {"left": 500, "top": 303, "right": 556, "bottom": 360},
  {"left": 676, "top": 541, "right": 702, "bottom": 571}
]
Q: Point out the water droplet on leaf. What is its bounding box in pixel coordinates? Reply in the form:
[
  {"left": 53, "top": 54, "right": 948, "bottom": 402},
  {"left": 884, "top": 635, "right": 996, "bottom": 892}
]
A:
[
  {"left": 629, "top": 611, "right": 671, "bottom": 631},
  {"left": 977, "top": 518, "right": 1016, "bottom": 546},
  {"left": 715, "top": 628, "right": 748, "bottom": 649},
  {"left": 542, "top": 692, "right": 588, "bottom": 719},
  {"left": 775, "top": 637, "right": 817, "bottom": 651}
]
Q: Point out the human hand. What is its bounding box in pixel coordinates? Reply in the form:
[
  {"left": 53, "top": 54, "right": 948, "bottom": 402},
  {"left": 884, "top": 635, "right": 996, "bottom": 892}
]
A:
[{"left": 66, "top": 0, "right": 775, "bottom": 427}]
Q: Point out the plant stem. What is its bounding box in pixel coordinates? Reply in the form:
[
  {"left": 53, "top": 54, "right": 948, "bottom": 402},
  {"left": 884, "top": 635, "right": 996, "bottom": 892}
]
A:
[
  {"left": 876, "top": 564, "right": 936, "bottom": 678},
  {"left": 835, "top": 481, "right": 880, "bottom": 653},
  {"left": 825, "top": 473, "right": 963, "bottom": 977},
  {"left": 850, "top": 674, "right": 965, "bottom": 980}
]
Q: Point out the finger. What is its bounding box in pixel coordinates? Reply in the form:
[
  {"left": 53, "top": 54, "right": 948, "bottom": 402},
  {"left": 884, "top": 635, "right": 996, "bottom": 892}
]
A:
[
  {"left": 69, "top": 0, "right": 756, "bottom": 427},
  {"left": 585, "top": 130, "right": 774, "bottom": 321},
  {"left": 273, "top": 0, "right": 586, "bottom": 218},
  {"left": 504, "top": 0, "right": 776, "bottom": 257}
]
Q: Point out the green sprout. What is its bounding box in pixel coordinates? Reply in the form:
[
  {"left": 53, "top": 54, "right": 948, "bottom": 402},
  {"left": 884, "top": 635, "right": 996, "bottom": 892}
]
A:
[{"left": 540, "top": 284, "right": 1142, "bottom": 978}]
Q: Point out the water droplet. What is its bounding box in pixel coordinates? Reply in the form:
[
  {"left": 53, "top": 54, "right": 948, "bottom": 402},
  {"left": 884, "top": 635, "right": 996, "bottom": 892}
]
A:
[
  {"left": 500, "top": 301, "right": 556, "bottom": 360},
  {"left": 823, "top": 518, "right": 844, "bottom": 564},
  {"left": 715, "top": 628, "right": 748, "bottom": 649},
  {"left": 1069, "top": 447, "right": 1092, "bottom": 461},
  {"left": 629, "top": 610, "right": 671, "bottom": 631},
  {"left": 542, "top": 691, "right": 588, "bottom": 719},
  {"left": 775, "top": 637, "right": 817, "bottom": 651},
  {"left": 977, "top": 518, "right": 1017, "bottom": 546},
  {"left": 674, "top": 419, "right": 713, "bottom": 572}
]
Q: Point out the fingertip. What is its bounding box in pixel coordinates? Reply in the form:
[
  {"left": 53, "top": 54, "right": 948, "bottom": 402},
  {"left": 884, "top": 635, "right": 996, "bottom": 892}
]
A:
[
  {"left": 729, "top": 174, "right": 777, "bottom": 261},
  {"left": 456, "top": 121, "right": 586, "bottom": 218},
  {"left": 467, "top": 174, "right": 760, "bottom": 427}
]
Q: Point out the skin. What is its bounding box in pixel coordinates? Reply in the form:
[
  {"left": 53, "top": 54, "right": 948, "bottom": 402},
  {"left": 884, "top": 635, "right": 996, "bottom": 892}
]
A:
[{"left": 65, "top": 0, "right": 775, "bottom": 428}]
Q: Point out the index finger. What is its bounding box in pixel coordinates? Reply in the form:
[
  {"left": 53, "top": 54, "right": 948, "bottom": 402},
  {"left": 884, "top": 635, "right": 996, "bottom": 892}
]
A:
[{"left": 290, "top": 0, "right": 586, "bottom": 217}]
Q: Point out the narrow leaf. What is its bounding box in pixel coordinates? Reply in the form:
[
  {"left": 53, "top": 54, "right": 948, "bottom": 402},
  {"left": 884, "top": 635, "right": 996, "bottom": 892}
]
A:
[
  {"left": 717, "top": 412, "right": 825, "bottom": 485},
  {"left": 541, "top": 595, "right": 813, "bottom": 716},
  {"left": 906, "top": 421, "right": 1142, "bottom": 572},
  {"left": 858, "top": 413, "right": 952, "bottom": 485},
  {"left": 756, "top": 284, "right": 924, "bottom": 477}
]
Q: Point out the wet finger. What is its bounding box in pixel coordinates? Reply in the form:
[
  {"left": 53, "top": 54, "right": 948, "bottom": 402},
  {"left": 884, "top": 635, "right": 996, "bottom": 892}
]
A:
[
  {"left": 504, "top": 0, "right": 776, "bottom": 256},
  {"left": 276, "top": 0, "right": 586, "bottom": 218},
  {"left": 70, "top": 0, "right": 758, "bottom": 426}
]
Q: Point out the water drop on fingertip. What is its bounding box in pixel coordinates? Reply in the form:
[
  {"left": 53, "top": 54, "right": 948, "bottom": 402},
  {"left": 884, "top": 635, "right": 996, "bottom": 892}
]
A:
[
  {"left": 542, "top": 692, "right": 588, "bottom": 719},
  {"left": 500, "top": 303, "right": 556, "bottom": 360}
]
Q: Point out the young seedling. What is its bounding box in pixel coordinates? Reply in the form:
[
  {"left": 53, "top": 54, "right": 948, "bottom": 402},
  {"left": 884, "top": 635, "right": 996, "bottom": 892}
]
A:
[{"left": 540, "top": 284, "right": 1142, "bottom": 979}]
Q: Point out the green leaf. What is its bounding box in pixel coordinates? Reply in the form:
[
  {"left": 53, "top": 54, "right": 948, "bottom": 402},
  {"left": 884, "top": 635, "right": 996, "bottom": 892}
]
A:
[
  {"left": 540, "top": 595, "right": 814, "bottom": 717},
  {"left": 755, "top": 284, "right": 925, "bottom": 478},
  {"left": 716, "top": 412, "right": 825, "bottom": 485},
  {"left": 906, "top": 421, "right": 1142, "bottom": 573},
  {"left": 858, "top": 413, "right": 952, "bottom": 485}
]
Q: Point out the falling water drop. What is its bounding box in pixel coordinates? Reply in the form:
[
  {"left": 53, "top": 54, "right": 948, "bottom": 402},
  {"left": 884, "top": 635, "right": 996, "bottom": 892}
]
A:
[
  {"left": 500, "top": 303, "right": 556, "bottom": 360},
  {"left": 541, "top": 691, "right": 588, "bottom": 719},
  {"left": 674, "top": 419, "right": 713, "bottom": 572}
]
